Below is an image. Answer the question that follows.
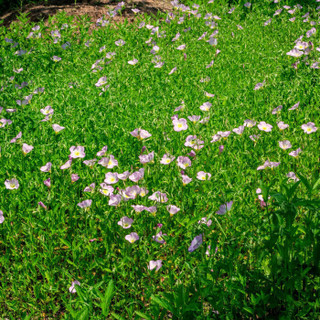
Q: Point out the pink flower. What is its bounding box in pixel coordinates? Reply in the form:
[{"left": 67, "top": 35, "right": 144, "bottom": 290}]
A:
[
  {"left": 279, "top": 140, "right": 292, "bottom": 150},
  {"left": 258, "top": 121, "right": 273, "bottom": 132},
  {"left": 166, "top": 205, "right": 180, "bottom": 215},
  {"left": 22, "top": 143, "right": 34, "bottom": 155},
  {"left": 0, "top": 210, "right": 4, "bottom": 224},
  {"left": 96, "top": 146, "right": 108, "bottom": 157},
  {"left": 196, "top": 171, "right": 211, "bottom": 180},
  {"left": 272, "top": 105, "right": 283, "bottom": 114},
  {"left": 77, "top": 199, "right": 92, "bottom": 209},
  {"left": 149, "top": 191, "right": 168, "bottom": 203},
  {"left": 199, "top": 102, "right": 212, "bottom": 111},
  {"left": 118, "top": 216, "right": 134, "bottom": 229},
  {"left": 301, "top": 122, "right": 317, "bottom": 134},
  {"left": 118, "top": 171, "right": 130, "bottom": 180},
  {"left": 152, "top": 231, "right": 166, "bottom": 243},
  {"left": 40, "top": 105, "right": 54, "bottom": 116},
  {"left": 98, "top": 155, "right": 118, "bottom": 168},
  {"left": 129, "top": 168, "right": 144, "bottom": 182},
  {"left": 5, "top": 178, "right": 19, "bottom": 190},
  {"left": 60, "top": 159, "right": 72, "bottom": 170},
  {"left": 83, "top": 159, "right": 96, "bottom": 167},
  {"left": 288, "top": 102, "right": 300, "bottom": 111},
  {"left": 198, "top": 217, "right": 212, "bottom": 227},
  {"left": 244, "top": 119, "right": 256, "bottom": 128},
  {"left": 108, "top": 194, "right": 122, "bottom": 206},
  {"left": 84, "top": 183, "right": 95, "bottom": 192},
  {"left": 131, "top": 205, "right": 146, "bottom": 213},
  {"left": 287, "top": 172, "right": 299, "bottom": 182},
  {"left": 139, "top": 151, "right": 154, "bottom": 164},
  {"left": 188, "top": 115, "right": 201, "bottom": 123},
  {"left": 125, "top": 232, "right": 139, "bottom": 243},
  {"left": 130, "top": 128, "right": 152, "bottom": 140},
  {"left": 181, "top": 174, "right": 192, "bottom": 185},
  {"left": 289, "top": 148, "right": 302, "bottom": 157},
  {"left": 69, "top": 146, "right": 85, "bottom": 158},
  {"left": 52, "top": 124, "right": 65, "bottom": 133},
  {"left": 10, "top": 131, "right": 22, "bottom": 143},
  {"left": 44, "top": 178, "right": 51, "bottom": 188},
  {"left": 71, "top": 174, "right": 79, "bottom": 182},
  {"left": 277, "top": 121, "right": 289, "bottom": 130},
  {"left": 148, "top": 260, "right": 162, "bottom": 271},
  {"left": 104, "top": 172, "right": 119, "bottom": 184},
  {"left": 216, "top": 201, "right": 233, "bottom": 215},
  {"left": 40, "top": 162, "right": 52, "bottom": 172},
  {"left": 160, "top": 154, "right": 175, "bottom": 165},
  {"left": 69, "top": 280, "right": 81, "bottom": 293},
  {"left": 177, "top": 156, "right": 192, "bottom": 169},
  {"left": 38, "top": 201, "right": 47, "bottom": 209},
  {"left": 172, "top": 118, "right": 188, "bottom": 131}
]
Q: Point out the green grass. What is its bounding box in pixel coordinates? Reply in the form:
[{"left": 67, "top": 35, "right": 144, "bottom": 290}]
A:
[{"left": 0, "top": 1, "right": 320, "bottom": 319}]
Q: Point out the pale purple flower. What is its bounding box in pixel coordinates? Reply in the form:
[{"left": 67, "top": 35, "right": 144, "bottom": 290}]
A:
[
  {"left": 257, "top": 160, "right": 280, "bottom": 170},
  {"left": 279, "top": 140, "right": 292, "bottom": 150},
  {"left": 146, "top": 206, "right": 157, "bottom": 214},
  {"left": 10, "top": 131, "right": 22, "bottom": 143},
  {"left": 199, "top": 102, "right": 212, "bottom": 111},
  {"left": 128, "top": 58, "right": 138, "bottom": 65},
  {"left": 169, "top": 67, "right": 177, "bottom": 75},
  {"left": 166, "top": 205, "right": 180, "bottom": 215},
  {"left": 152, "top": 231, "right": 166, "bottom": 243},
  {"left": 287, "top": 48, "right": 304, "bottom": 57},
  {"left": 115, "top": 39, "right": 125, "bottom": 46},
  {"left": 244, "top": 2, "right": 251, "bottom": 8},
  {"left": 177, "top": 156, "right": 192, "bottom": 169},
  {"left": 98, "top": 155, "right": 118, "bottom": 168},
  {"left": 181, "top": 174, "right": 192, "bottom": 185},
  {"left": 287, "top": 172, "right": 299, "bottom": 182},
  {"left": 99, "top": 184, "right": 114, "bottom": 196},
  {"left": 104, "top": 172, "right": 119, "bottom": 184},
  {"left": 301, "top": 122, "right": 317, "bottom": 134},
  {"left": 139, "top": 187, "right": 148, "bottom": 197},
  {"left": 71, "top": 174, "right": 79, "bottom": 182},
  {"left": 51, "top": 30, "right": 61, "bottom": 38},
  {"left": 83, "top": 159, "right": 96, "bottom": 167},
  {"left": 84, "top": 183, "right": 95, "bottom": 193},
  {"left": 274, "top": 8, "right": 283, "bottom": 16},
  {"left": 38, "top": 201, "right": 47, "bottom": 209},
  {"left": 188, "top": 234, "right": 203, "bottom": 252},
  {"left": 277, "top": 121, "right": 289, "bottom": 130},
  {"left": 5, "top": 178, "right": 19, "bottom": 190},
  {"left": 272, "top": 105, "right": 283, "bottom": 114},
  {"left": 77, "top": 199, "right": 92, "bottom": 209},
  {"left": 211, "top": 134, "right": 221, "bottom": 143},
  {"left": 131, "top": 8, "right": 140, "bottom": 13},
  {"left": 188, "top": 115, "right": 201, "bottom": 123},
  {"left": 69, "top": 146, "right": 85, "bottom": 159},
  {"left": 249, "top": 134, "right": 260, "bottom": 142},
  {"left": 40, "top": 162, "right": 52, "bottom": 172},
  {"left": 289, "top": 148, "right": 302, "bottom": 157},
  {"left": 52, "top": 124, "right": 65, "bottom": 133},
  {"left": 219, "top": 145, "right": 224, "bottom": 154},
  {"left": 216, "top": 201, "right": 233, "bottom": 215},
  {"left": 177, "top": 44, "right": 186, "bottom": 50},
  {"left": 118, "top": 171, "right": 130, "bottom": 180},
  {"left": 132, "top": 205, "right": 146, "bottom": 213},
  {"left": 295, "top": 41, "right": 308, "bottom": 50},
  {"left": 125, "top": 232, "right": 139, "bottom": 243},
  {"left": 0, "top": 210, "right": 4, "bottom": 224},
  {"left": 172, "top": 118, "right": 188, "bottom": 131},
  {"left": 122, "top": 186, "right": 141, "bottom": 200},
  {"left": 244, "top": 119, "right": 256, "bottom": 128},
  {"left": 197, "top": 171, "right": 211, "bottom": 180},
  {"left": 108, "top": 194, "right": 122, "bottom": 206},
  {"left": 233, "top": 125, "right": 245, "bottom": 135},
  {"left": 258, "top": 121, "right": 273, "bottom": 132},
  {"left": 95, "top": 76, "right": 107, "bottom": 87},
  {"left": 148, "top": 260, "right": 162, "bottom": 271},
  {"left": 118, "top": 216, "right": 134, "bottom": 229},
  {"left": 22, "top": 143, "right": 34, "bottom": 155},
  {"left": 306, "top": 28, "right": 316, "bottom": 38},
  {"left": 198, "top": 217, "right": 212, "bottom": 227},
  {"left": 51, "top": 56, "right": 61, "bottom": 62},
  {"left": 149, "top": 191, "right": 168, "bottom": 203},
  {"left": 129, "top": 168, "right": 144, "bottom": 182},
  {"left": 160, "top": 154, "right": 175, "bottom": 165},
  {"left": 44, "top": 178, "right": 51, "bottom": 188},
  {"left": 139, "top": 151, "right": 154, "bottom": 164},
  {"left": 60, "top": 160, "right": 72, "bottom": 170},
  {"left": 97, "top": 146, "right": 108, "bottom": 157},
  {"left": 184, "top": 135, "right": 197, "bottom": 148},
  {"left": 254, "top": 81, "right": 265, "bottom": 90},
  {"left": 69, "top": 280, "right": 80, "bottom": 294},
  {"left": 130, "top": 128, "right": 152, "bottom": 140},
  {"left": 217, "top": 131, "right": 231, "bottom": 138}
]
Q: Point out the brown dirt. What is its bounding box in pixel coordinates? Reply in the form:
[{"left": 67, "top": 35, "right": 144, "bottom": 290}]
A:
[{"left": 0, "top": 0, "right": 173, "bottom": 28}]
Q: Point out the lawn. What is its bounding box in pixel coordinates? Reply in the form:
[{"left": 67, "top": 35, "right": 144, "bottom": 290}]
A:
[{"left": 0, "top": 0, "right": 320, "bottom": 319}]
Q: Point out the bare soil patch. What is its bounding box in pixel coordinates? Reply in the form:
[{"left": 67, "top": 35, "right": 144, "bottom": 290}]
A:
[{"left": 0, "top": 0, "right": 173, "bottom": 28}]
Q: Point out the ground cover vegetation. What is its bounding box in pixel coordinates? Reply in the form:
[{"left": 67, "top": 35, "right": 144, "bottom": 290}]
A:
[{"left": 0, "top": 0, "right": 320, "bottom": 318}]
